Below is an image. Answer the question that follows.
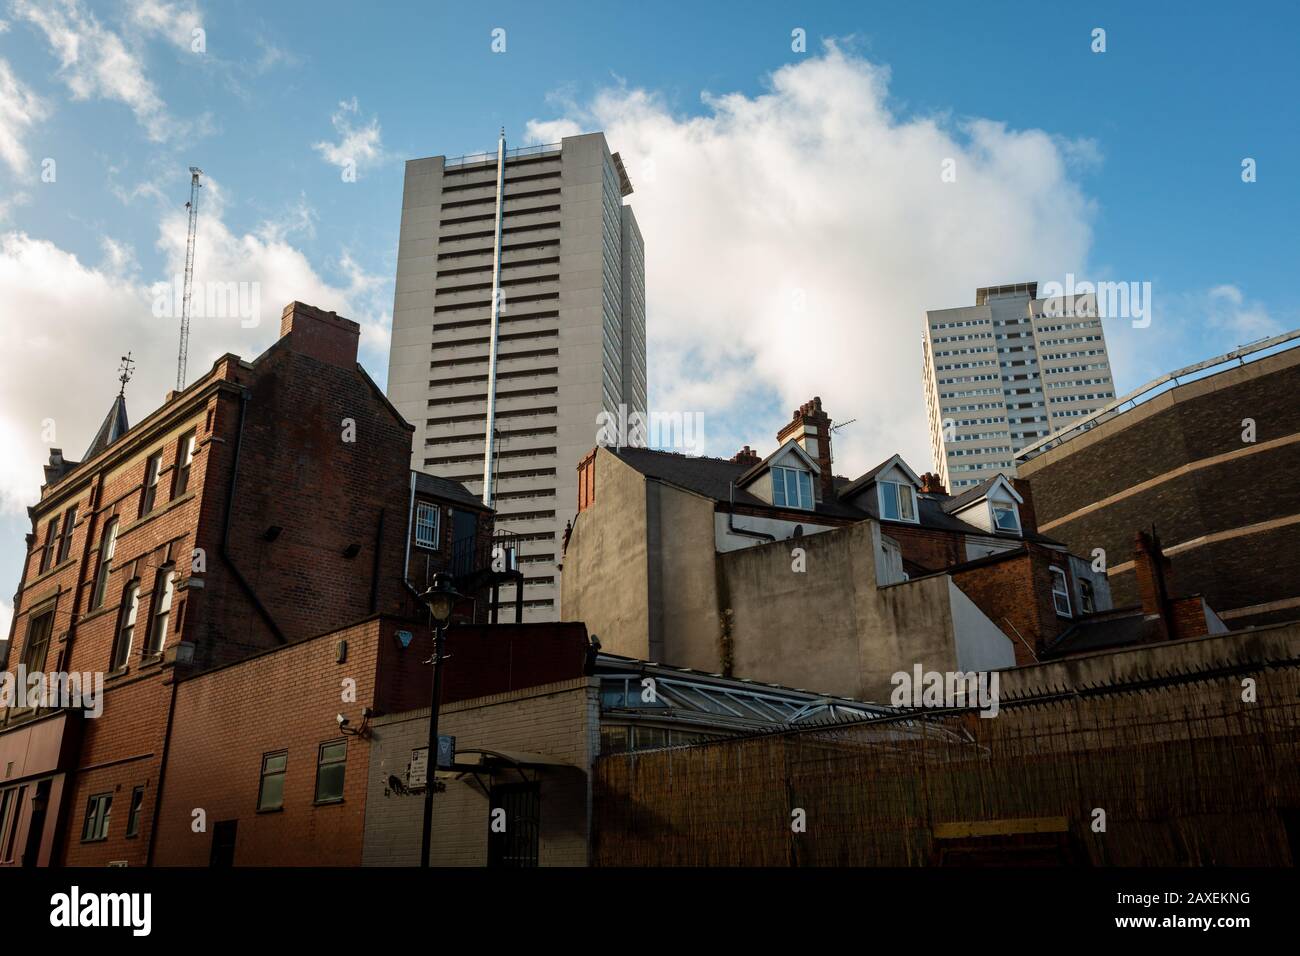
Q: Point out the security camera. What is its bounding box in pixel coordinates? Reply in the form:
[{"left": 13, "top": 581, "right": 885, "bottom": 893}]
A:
[{"left": 337, "top": 713, "right": 348, "bottom": 728}]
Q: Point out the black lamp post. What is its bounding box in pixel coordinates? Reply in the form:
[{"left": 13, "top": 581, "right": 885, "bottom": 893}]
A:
[{"left": 418, "top": 572, "right": 460, "bottom": 868}]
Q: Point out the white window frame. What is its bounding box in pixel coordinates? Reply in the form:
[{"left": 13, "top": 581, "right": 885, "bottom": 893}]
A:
[
  {"left": 414, "top": 501, "right": 440, "bottom": 550},
  {"left": 991, "top": 501, "right": 1021, "bottom": 533},
  {"left": 1050, "top": 566, "right": 1072, "bottom": 617},
  {"left": 173, "top": 432, "right": 196, "bottom": 497},
  {"left": 878, "top": 480, "right": 918, "bottom": 523},
  {"left": 91, "top": 518, "right": 118, "bottom": 610},
  {"left": 771, "top": 466, "right": 814, "bottom": 510},
  {"left": 146, "top": 568, "right": 175, "bottom": 656},
  {"left": 112, "top": 581, "right": 140, "bottom": 670}
]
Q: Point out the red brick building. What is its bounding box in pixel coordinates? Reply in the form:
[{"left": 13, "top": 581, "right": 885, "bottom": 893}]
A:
[{"left": 0, "top": 302, "right": 494, "bottom": 867}]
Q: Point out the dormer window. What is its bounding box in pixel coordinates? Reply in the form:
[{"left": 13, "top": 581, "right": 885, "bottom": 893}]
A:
[
  {"left": 878, "top": 481, "right": 917, "bottom": 523},
  {"left": 1050, "top": 567, "right": 1072, "bottom": 617},
  {"left": 991, "top": 502, "right": 1020, "bottom": 533},
  {"left": 772, "top": 466, "right": 814, "bottom": 510}
]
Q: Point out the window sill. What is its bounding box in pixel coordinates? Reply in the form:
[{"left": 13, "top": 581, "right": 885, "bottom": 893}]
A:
[
  {"left": 120, "top": 491, "right": 197, "bottom": 539},
  {"left": 79, "top": 604, "right": 118, "bottom": 626},
  {"left": 313, "top": 798, "right": 345, "bottom": 807},
  {"left": 256, "top": 806, "right": 284, "bottom": 815},
  {"left": 24, "top": 556, "right": 78, "bottom": 591},
  {"left": 138, "top": 653, "right": 163, "bottom": 670},
  {"left": 105, "top": 666, "right": 130, "bottom": 682}
]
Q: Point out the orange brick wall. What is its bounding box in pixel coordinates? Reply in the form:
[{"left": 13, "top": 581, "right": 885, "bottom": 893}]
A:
[{"left": 153, "top": 617, "right": 432, "bottom": 866}]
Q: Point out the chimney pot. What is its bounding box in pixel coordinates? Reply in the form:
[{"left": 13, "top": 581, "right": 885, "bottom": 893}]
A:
[
  {"left": 775, "top": 396, "right": 834, "bottom": 501},
  {"left": 919, "top": 472, "right": 947, "bottom": 495}
]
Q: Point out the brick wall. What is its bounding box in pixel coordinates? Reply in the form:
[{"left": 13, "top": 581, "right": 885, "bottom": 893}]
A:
[
  {"left": 883, "top": 523, "right": 966, "bottom": 572},
  {"left": 950, "top": 546, "right": 1078, "bottom": 665},
  {"left": 1019, "top": 350, "right": 1300, "bottom": 626},
  {"left": 2, "top": 301, "right": 438, "bottom": 867},
  {"left": 154, "top": 616, "right": 433, "bottom": 866},
  {"left": 363, "top": 677, "right": 600, "bottom": 867}
]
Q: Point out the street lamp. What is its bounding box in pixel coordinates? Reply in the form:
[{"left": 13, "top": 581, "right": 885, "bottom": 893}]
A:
[{"left": 418, "top": 572, "right": 461, "bottom": 868}]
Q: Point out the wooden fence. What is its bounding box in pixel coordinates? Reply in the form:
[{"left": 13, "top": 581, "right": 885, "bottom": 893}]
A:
[{"left": 593, "top": 666, "right": 1300, "bottom": 865}]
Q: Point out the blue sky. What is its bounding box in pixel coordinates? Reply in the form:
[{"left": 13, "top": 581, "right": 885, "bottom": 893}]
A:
[{"left": 2, "top": 0, "right": 1297, "bottom": 634}]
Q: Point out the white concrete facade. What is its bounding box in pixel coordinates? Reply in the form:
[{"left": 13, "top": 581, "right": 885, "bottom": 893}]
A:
[
  {"left": 388, "top": 132, "right": 646, "bottom": 621},
  {"left": 922, "top": 283, "right": 1115, "bottom": 490}
]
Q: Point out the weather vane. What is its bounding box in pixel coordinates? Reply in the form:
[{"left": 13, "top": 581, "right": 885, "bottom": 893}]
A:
[{"left": 117, "top": 352, "right": 136, "bottom": 398}]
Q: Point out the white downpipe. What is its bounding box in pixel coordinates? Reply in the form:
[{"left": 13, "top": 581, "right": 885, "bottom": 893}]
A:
[{"left": 481, "top": 129, "right": 507, "bottom": 508}]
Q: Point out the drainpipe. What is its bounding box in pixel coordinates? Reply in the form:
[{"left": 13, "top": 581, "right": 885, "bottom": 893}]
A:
[
  {"left": 145, "top": 673, "right": 179, "bottom": 866},
  {"left": 401, "top": 472, "right": 426, "bottom": 605},
  {"left": 480, "top": 129, "right": 507, "bottom": 508},
  {"left": 368, "top": 508, "right": 385, "bottom": 613},
  {"left": 727, "top": 482, "right": 776, "bottom": 543},
  {"left": 220, "top": 390, "right": 286, "bottom": 644}
]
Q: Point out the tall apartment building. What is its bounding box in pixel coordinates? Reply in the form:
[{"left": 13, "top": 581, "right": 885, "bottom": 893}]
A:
[
  {"left": 922, "top": 282, "right": 1114, "bottom": 490},
  {"left": 387, "top": 132, "right": 647, "bottom": 622}
]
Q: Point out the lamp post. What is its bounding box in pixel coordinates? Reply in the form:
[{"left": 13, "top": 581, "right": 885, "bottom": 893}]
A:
[{"left": 418, "top": 572, "right": 460, "bottom": 868}]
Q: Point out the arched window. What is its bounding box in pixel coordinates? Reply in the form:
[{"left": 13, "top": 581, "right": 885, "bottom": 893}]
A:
[
  {"left": 145, "top": 567, "right": 176, "bottom": 657},
  {"left": 91, "top": 518, "right": 118, "bottom": 610},
  {"left": 111, "top": 580, "right": 140, "bottom": 671}
]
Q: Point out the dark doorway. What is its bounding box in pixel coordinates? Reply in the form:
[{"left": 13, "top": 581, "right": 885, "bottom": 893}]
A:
[
  {"left": 209, "top": 820, "right": 238, "bottom": 867},
  {"left": 488, "top": 782, "right": 540, "bottom": 868}
]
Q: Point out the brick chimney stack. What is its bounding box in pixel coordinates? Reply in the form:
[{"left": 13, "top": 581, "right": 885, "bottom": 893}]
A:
[
  {"left": 1010, "top": 476, "right": 1038, "bottom": 534},
  {"left": 731, "top": 445, "right": 761, "bottom": 466},
  {"left": 279, "top": 301, "right": 360, "bottom": 370},
  {"left": 1134, "top": 529, "right": 1176, "bottom": 643},
  {"left": 776, "top": 396, "right": 834, "bottom": 501},
  {"left": 919, "top": 472, "right": 947, "bottom": 496}
]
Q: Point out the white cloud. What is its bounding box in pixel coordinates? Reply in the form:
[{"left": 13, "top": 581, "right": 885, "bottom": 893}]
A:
[
  {"left": 0, "top": 19, "right": 10, "bottom": 33},
  {"left": 312, "top": 97, "right": 385, "bottom": 176},
  {"left": 0, "top": 176, "right": 389, "bottom": 516},
  {"left": 11, "top": 0, "right": 174, "bottom": 141},
  {"left": 0, "top": 58, "right": 49, "bottom": 175},
  {"left": 1103, "top": 283, "right": 1285, "bottom": 391},
  {"left": 128, "top": 0, "right": 204, "bottom": 52},
  {"left": 526, "top": 43, "right": 1096, "bottom": 475}
]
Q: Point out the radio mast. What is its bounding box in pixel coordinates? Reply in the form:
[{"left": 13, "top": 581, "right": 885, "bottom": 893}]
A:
[{"left": 176, "top": 166, "right": 203, "bottom": 392}]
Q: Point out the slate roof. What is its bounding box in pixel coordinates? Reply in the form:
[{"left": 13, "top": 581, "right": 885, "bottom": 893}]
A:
[
  {"left": 610, "top": 446, "right": 865, "bottom": 521},
  {"left": 413, "top": 470, "right": 488, "bottom": 510},
  {"left": 83, "top": 393, "right": 130, "bottom": 462},
  {"left": 940, "top": 475, "right": 1004, "bottom": 514},
  {"left": 611, "top": 447, "right": 976, "bottom": 530},
  {"left": 1042, "top": 607, "right": 1158, "bottom": 657}
]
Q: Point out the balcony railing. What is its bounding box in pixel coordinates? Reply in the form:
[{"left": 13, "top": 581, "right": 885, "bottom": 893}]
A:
[{"left": 444, "top": 143, "right": 562, "bottom": 170}]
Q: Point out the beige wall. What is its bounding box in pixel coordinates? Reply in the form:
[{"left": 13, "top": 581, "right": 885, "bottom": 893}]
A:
[
  {"left": 363, "top": 678, "right": 600, "bottom": 867},
  {"left": 652, "top": 480, "right": 721, "bottom": 671},
  {"left": 561, "top": 450, "right": 651, "bottom": 658},
  {"left": 564, "top": 451, "right": 1015, "bottom": 701}
]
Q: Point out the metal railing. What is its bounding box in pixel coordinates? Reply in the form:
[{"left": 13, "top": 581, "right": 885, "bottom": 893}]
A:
[
  {"left": 444, "top": 143, "right": 562, "bottom": 170},
  {"left": 1017, "top": 328, "right": 1300, "bottom": 463}
]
